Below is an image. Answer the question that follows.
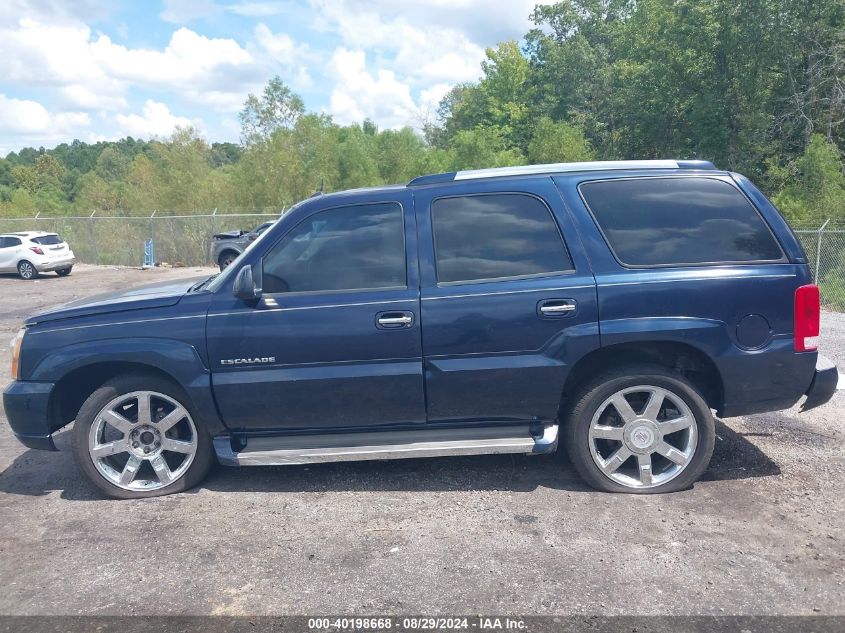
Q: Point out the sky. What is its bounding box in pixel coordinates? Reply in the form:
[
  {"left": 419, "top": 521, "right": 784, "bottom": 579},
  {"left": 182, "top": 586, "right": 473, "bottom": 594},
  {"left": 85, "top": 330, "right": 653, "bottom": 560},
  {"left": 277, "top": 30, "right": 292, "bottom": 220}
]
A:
[{"left": 0, "top": 0, "right": 550, "bottom": 156}]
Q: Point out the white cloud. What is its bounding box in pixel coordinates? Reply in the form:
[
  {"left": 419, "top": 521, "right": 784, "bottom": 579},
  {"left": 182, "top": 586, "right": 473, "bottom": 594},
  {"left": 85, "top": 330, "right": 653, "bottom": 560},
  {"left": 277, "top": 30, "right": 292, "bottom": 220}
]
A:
[
  {"left": 311, "top": 0, "right": 484, "bottom": 86},
  {"left": 327, "top": 48, "right": 417, "bottom": 128},
  {"left": 113, "top": 100, "right": 196, "bottom": 139},
  {"left": 59, "top": 85, "right": 128, "bottom": 111},
  {"left": 229, "top": 2, "right": 290, "bottom": 17},
  {"left": 0, "top": 19, "right": 260, "bottom": 113},
  {"left": 0, "top": 0, "right": 107, "bottom": 26},
  {"left": 253, "top": 23, "right": 315, "bottom": 90},
  {"left": 159, "top": 0, "right": 221, "bottom": 24},
  {"left": 0, "top": 94, "right": 91, "bottom": 153}
]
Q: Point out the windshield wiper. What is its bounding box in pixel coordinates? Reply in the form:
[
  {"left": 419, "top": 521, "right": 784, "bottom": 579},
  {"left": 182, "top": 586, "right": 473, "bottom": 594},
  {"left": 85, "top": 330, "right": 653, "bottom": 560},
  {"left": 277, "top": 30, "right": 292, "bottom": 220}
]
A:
[{"left": 189, "top": 274, "right": 219, "bottom": 292}]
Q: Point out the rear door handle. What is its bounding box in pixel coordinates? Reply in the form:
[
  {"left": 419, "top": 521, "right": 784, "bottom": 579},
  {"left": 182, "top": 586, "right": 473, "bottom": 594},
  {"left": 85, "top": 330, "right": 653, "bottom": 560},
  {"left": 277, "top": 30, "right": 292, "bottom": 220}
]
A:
[
  {"left": 376, "top": 311, "right": 414, "bottom": 329},
  {"left": 538, "top": 299, "right": 577, "bottom": 317}
]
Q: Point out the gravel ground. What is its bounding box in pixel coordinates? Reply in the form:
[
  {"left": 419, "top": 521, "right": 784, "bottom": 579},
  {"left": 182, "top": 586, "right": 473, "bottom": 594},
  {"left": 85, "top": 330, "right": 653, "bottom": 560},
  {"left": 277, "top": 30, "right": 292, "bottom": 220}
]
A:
[{"left": 0, "top": 264, "right": 842, "bottom": 616}]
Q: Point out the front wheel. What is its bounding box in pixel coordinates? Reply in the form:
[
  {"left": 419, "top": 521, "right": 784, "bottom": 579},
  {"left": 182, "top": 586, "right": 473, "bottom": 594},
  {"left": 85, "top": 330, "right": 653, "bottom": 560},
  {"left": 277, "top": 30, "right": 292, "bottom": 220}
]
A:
[
  {"left": 563, "top": 364, "right": 715, "bottom": 494},
  {"left": 72, "top": 374, "right": 214, "bottom": 499},
  {"left": 17, "top": 260, "right": 38, "bottom": 280}
]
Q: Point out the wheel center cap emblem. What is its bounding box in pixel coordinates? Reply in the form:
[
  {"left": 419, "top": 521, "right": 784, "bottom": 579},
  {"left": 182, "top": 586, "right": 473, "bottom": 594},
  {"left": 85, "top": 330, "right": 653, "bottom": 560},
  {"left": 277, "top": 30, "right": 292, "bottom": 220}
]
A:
[{"left": 631, "top": 426, "right": 655, "bottom": 449}]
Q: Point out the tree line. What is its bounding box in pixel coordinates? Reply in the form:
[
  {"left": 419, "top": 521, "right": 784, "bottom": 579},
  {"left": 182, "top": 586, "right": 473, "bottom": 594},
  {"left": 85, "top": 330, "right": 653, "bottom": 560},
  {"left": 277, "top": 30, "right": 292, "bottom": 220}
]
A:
[{"left": 0, "top": 0, "right": 843, "bottom": 224}]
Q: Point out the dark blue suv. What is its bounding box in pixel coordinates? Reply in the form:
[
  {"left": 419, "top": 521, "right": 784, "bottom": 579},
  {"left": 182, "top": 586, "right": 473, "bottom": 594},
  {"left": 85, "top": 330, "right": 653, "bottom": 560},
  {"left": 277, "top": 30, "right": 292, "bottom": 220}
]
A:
[{"left": 4, "top": 160, "right": 838, "bottom": 498}]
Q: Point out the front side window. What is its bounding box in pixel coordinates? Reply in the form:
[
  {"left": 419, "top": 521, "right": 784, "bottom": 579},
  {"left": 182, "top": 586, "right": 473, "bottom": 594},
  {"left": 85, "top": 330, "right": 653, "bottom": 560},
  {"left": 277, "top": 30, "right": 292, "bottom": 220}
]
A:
[
  {"left": 431, "top": 193, "right": 573, "bottom": 284},
  {"left": 579, "top": 177, "right": 784, "bottom": 266},
  {"left": 262, "top": 202, "right": 405, "bottom": 294}
]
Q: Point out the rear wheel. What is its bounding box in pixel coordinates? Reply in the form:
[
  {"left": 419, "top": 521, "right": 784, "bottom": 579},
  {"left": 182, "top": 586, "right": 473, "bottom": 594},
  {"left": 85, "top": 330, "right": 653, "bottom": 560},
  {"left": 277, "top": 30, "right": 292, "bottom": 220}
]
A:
[
  {"left": 17, "top": 260, "right": 38, "bottom": 280},
  {"left": 72, "top": 374, "right": 214, "bottom": 499},
  {"left": 563, "top": 364, "right": 715, "bottom": 493},
  {"left": 56, "top": 266, "right": 72, "bottom": 277}
]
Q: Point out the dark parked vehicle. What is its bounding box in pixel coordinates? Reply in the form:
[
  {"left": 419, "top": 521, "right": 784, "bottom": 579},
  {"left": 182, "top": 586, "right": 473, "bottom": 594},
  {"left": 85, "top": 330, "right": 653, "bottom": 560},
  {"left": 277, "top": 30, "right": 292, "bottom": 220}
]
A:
[
  {"left": 210, "top": 220, "right": 275, "bottom": 270},
  {"left": 4, "top": 160, "right": 838, "bottom": 498}
]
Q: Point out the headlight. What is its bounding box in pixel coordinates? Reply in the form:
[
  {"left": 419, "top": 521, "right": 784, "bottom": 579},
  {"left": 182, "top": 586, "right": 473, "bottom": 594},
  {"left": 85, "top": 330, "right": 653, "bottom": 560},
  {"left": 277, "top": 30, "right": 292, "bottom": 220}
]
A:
[{"left": 10, "top": 328, "right": 25, "bottom": 381}]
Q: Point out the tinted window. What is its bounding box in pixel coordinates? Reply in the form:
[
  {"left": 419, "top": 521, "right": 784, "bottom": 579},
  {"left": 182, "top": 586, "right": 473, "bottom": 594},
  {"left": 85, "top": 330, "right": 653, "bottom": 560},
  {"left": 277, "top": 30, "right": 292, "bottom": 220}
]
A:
[
  {"left": 432, "top": 194, "right": 572, "bottom": 283},
  {"left": 3, "top": 237, "right": 21, "bottom": 247},
  {"left": 580, "top": 177, "right": 783, "bottom": 266},
  {"left": 32, "top": 235, "right": 63, "bottom": 245},
  {"left": 262, "top": 202, "right": 405, "bottom": 293}
]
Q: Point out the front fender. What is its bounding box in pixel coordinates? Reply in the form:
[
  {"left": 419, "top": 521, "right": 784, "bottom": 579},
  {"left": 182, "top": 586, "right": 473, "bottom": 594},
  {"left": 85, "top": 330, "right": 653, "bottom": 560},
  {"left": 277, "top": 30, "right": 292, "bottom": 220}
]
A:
[{"left": 29, "top": 338, "right": 226, "bottom": 436}]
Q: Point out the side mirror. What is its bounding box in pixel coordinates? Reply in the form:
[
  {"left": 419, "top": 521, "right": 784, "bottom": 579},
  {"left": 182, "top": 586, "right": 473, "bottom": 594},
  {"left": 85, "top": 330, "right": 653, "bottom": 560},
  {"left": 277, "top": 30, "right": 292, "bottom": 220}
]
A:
[{"left": 232, "top": 265, "right": 261, "bottom": 302}]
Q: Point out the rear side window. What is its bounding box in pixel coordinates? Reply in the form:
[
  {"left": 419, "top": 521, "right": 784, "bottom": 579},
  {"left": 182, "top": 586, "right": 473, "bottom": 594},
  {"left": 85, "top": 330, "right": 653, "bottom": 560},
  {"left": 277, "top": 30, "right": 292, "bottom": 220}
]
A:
[
  {"left": 432, "top": 193, "right": 572, "bottom": 283},
  {"left": 32, "top": 235, "right": 63, "bottom": 245},
  {"left": 579, "top": 177, "right": 784, "bottom": 266},
  {"left": 262, "top": 202, "right": 405, "bottom": 294},
  {"left": 2, "top": 237, "right": 21, "bottom": 248}
]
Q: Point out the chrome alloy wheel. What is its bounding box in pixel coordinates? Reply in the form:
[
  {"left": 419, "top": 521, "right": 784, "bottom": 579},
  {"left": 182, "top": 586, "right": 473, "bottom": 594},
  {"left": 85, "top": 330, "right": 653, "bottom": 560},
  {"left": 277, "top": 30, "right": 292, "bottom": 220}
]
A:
[
  {"left": 88, "top": 390, "right": 198, "bottom": 491},
  {"left": 18, "top": 261, "right": 35, "bottom": 279},
  {"left": 588, "top": 385, "right": 698, "bottom": 489}
]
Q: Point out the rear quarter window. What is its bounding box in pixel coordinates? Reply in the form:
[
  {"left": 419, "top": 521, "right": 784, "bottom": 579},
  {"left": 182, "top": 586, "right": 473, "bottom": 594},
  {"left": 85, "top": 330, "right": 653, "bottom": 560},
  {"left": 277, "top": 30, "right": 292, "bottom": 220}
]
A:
[{"left": 579, "top": 177, "right": 784, "bottom": 267}]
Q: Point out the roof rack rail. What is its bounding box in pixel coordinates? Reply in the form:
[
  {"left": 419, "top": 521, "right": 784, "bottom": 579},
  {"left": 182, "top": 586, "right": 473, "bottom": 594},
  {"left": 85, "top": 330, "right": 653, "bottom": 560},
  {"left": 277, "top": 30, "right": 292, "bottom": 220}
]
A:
[{"left": 408, "top": 159, "right": 716, "bottom": 186}]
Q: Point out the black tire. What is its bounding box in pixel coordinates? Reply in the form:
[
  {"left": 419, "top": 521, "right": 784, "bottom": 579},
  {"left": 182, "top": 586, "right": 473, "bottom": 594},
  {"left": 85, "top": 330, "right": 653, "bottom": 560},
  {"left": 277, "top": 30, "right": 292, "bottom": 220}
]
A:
[
  {"left": 56, "top": 266, "right": 72, "bottom": 277},
  {"left": 17, "top": 260, "right": 38, "bottom": 280},
  {"left": 218, "top": 251, "right": 238, "bottom": 271},
  {"left": 563, "top": 364, "right": 715, "bottom": 494},
  {"left": 71, "top": 374, "right": 214, "bottom": 499}
]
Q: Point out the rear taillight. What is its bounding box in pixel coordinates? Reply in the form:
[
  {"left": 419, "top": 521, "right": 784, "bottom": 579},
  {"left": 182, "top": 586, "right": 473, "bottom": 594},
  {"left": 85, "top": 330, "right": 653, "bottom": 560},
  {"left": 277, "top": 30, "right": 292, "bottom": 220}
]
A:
[
  {"left": 29, "top": 246, "right": 43, "bottom": 255},
  {"left": 794, "top": 284, "right": 820, "bottom": 352}
]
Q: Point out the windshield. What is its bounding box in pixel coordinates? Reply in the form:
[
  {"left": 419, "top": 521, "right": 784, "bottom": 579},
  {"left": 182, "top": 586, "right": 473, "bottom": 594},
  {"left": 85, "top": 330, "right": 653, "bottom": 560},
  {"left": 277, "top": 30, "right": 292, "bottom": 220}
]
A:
[{"left": 206, "top": 209, "right": 294, "bottom": 293}]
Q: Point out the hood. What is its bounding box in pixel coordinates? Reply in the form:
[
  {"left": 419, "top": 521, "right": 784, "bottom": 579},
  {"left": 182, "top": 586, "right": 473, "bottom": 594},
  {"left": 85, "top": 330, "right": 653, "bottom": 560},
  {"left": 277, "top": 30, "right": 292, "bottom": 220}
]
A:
[
  {"left": 213, "top": 230, "right": 245, "bottom": 239},
  {"left": 25, "top": 277, "right": 205, "bottom": 326}
]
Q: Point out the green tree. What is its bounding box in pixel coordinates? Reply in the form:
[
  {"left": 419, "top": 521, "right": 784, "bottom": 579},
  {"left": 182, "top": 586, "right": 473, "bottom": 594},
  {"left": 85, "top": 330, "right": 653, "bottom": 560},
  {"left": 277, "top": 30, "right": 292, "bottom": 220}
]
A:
[
  {"left": 239, "top": 76, "right": 305, "bottom": 144},
  {"left": 528, "top": 117, "right": 595, "bottom": 163},
  {"left": 772, "top": 135, "right": 845, "bottom": 222}
]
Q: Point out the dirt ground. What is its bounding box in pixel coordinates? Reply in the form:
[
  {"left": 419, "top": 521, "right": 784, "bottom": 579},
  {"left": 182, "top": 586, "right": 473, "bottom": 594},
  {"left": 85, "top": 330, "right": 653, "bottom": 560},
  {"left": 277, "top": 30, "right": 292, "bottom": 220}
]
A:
[{"left": 0, "top": 263, "right": 842, "bottom": 616}]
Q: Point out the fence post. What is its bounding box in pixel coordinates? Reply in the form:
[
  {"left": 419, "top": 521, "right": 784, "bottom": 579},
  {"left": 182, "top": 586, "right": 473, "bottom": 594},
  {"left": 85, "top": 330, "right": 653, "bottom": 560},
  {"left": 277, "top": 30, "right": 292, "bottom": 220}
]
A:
[
  {"left": 814, "top": 219, "right": 830, "bottom": 284},
  {"left": 89, "top": 210, "right": 100, "bottom": 265}
]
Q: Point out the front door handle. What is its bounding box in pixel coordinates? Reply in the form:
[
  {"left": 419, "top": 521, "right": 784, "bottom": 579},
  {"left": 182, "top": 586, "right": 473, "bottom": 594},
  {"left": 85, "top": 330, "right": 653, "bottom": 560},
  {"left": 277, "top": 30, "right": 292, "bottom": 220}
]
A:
[
  {"left": 376, "top": 311, "right": 414, "bottom": 329},
  {"left": 538, "top": 299, "right": 577, "bottom": 317}
]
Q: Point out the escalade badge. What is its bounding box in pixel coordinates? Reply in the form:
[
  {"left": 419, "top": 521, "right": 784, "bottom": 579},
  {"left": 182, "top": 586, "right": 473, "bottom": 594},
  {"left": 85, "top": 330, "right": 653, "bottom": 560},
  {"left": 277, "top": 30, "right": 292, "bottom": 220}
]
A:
[{"left": 220, "top": 357, "right": 276, "bottom": 366}]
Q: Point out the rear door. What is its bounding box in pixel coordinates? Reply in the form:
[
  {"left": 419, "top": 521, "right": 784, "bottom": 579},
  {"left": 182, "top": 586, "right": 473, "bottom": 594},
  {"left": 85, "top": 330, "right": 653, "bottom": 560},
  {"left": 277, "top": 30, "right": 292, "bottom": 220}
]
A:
[{"left": 414, "top": 177, "right": 600, "bottom": 425}]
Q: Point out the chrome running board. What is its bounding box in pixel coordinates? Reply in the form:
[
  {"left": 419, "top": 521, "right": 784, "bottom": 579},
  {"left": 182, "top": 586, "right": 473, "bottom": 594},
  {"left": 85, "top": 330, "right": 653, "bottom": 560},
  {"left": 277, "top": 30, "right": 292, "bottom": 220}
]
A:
[{"left": 214, "top": 424, "right": 558, "bottom": 467}]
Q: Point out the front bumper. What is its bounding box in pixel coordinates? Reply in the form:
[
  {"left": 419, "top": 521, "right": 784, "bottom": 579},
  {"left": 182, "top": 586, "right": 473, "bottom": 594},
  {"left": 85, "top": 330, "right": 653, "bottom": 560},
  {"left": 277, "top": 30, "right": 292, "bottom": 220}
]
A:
[
  {"left": 800, "top": 355, "right": 840, "bottom": 412},
  {"left": 2, "top": 381, "right": 58, "bottom": 450},
  {"left": 36, "top": 256, "right": 75, "bottom": 272}
]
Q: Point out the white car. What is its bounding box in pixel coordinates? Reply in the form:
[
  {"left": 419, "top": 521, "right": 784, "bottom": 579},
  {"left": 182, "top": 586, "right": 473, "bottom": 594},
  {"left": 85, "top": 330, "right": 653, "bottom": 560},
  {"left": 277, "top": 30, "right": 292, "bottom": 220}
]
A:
[{"left": 0, "top": 231, "right": 76, "bottom": 279}]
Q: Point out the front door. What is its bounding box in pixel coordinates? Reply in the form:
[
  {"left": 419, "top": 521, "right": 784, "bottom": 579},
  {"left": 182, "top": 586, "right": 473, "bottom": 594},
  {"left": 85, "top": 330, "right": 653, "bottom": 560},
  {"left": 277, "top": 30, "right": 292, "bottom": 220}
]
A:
[
  {"left": 414, "top": 178, "right": 600, "bottom": 425},
  {"left": 207, "top": 191, "right": 425, "bottom": 432}
]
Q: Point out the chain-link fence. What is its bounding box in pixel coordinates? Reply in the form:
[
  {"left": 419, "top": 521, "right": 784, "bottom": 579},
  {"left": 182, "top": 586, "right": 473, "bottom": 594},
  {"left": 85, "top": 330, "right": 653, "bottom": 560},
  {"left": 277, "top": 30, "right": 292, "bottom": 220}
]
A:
[
  {"left": 793, "top": 220, "right": 845, "bottom": 311},
  {"left": 0, "top": 211, "right": 282, "bottom": 268},
  {"left": 1, "top": 211, "right": 843, "bottom": 311}
]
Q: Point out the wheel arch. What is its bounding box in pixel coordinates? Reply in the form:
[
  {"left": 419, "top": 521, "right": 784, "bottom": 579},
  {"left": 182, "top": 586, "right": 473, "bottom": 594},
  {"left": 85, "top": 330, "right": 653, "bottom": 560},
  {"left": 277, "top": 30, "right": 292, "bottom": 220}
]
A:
[
  {"left": 560, "top": 341, "right": 724, "bottom": 415},
  {"left": 49, "top": 362, "right": 179, "bottom": 433},
  {"left": 217, "top": 248, "right": 240, "bottom": 264},
  {"left": 31, "top": 338, "right": 225, "bottom": 437}
]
